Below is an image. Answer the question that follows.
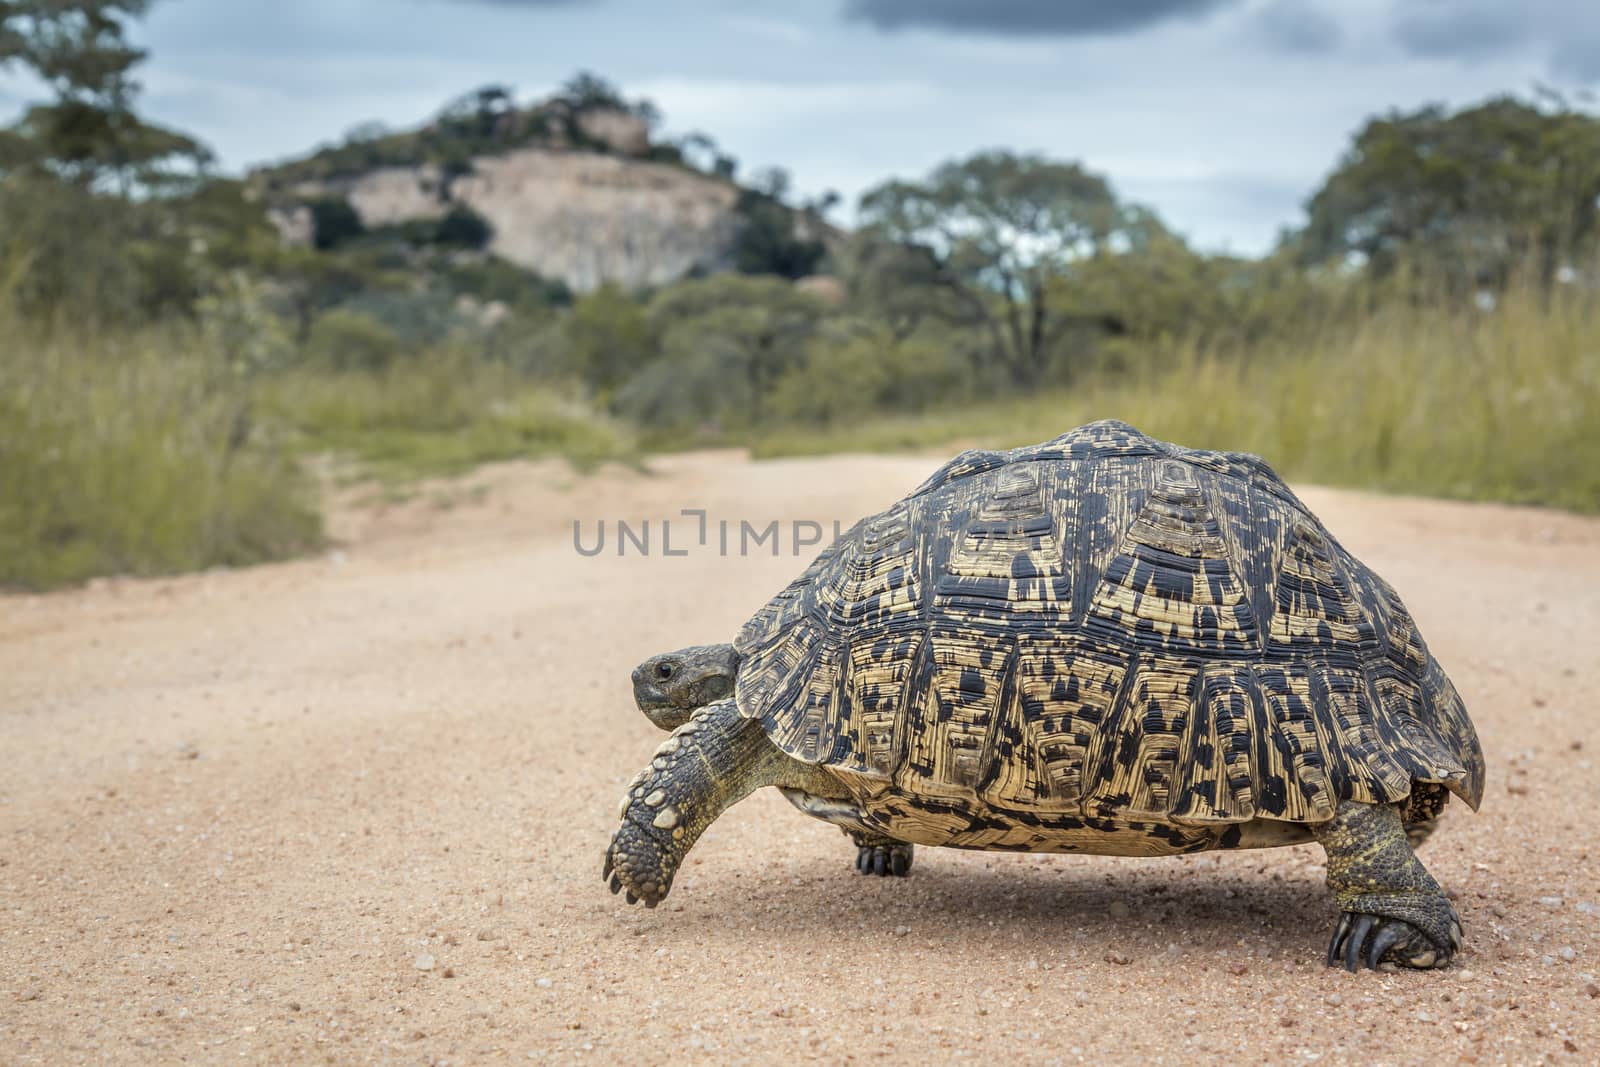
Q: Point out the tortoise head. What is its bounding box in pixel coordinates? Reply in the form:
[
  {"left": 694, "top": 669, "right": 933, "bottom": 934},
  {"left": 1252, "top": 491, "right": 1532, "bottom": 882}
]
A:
[{"left": 630, "top": 643, "right": 740, "bottom": 731}]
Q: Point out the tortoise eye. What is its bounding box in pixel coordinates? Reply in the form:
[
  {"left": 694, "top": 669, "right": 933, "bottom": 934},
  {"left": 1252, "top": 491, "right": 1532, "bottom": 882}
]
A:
[{"left": 655, "top": 662, "right": 676, "bottom": 680}]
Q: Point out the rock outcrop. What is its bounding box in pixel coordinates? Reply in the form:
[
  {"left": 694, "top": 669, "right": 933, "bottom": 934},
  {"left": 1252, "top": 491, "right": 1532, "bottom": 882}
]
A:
[{"left": 260, "top": 105, "right": 744, "bottom": 293}]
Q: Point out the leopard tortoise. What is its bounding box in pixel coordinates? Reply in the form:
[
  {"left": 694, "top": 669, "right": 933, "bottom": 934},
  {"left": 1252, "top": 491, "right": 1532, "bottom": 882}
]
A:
[{"left": 605, "top": 420, "right": 1485, "bottom": 971}]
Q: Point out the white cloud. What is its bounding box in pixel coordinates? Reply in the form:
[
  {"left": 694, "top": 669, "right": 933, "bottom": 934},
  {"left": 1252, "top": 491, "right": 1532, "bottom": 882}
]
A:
[
  {"left": 74, "top": 0, "right": 1595, "bottom": 256},
  {"left": 722, "top": 15, "right": 815, "bottom": 46}
]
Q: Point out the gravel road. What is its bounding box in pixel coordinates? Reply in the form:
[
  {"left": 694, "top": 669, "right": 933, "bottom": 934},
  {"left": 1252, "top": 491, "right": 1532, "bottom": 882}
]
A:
[{"left": 3, "top": 450, "right": 1598, "bottom": 1064}]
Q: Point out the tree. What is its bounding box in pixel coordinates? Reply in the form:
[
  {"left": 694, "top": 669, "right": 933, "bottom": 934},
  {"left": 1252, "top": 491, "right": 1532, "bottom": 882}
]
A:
[
  {"left": 731, "top": 189, "right": 826, "bottom": 280},
  {"left": 858, "top": 151, "right": 1130, "bottom": 385},
  {"left": 432, "top": 205, "right": 493, "bottom": 250},
  {"left": 558, "top": 71, "right": 627, "bottom": 112},
  {"left": 1300, "top": 96, "right": 1600, "bottom": 287},
  {"left": 436, "top": 84, "right": 514, "bottom": 136},
  {"left": 309, "top": 197, "right": 364, "bottom": 251},
  {"left": 0, "top": 0, "right": 211, "bottom": 192}
]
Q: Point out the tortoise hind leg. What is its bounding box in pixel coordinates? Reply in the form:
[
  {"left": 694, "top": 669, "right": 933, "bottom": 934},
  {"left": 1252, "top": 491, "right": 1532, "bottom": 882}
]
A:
[
  {"left": 850, "top": 830, "right": 914, "bottom": 877},
  {"left": 1313, "top": 801, "right": 1463, "bottom": 971},
  {"left": 776, "top": 789, "right": 915, "bottom": 877}
]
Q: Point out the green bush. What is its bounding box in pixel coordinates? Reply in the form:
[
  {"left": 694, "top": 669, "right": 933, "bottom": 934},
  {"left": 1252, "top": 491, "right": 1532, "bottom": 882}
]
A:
[
  {"left": 433, "top": 206, "right": 493, "bottom": 249},
  {"left": 769, "top": 324, "right": 971, "bottom": 425},
  {"left": 310, "top": 197, "right": 365, "bottom": 250},
  {"left": 305, "top": 307, "right": 407, "bottom": 371}
]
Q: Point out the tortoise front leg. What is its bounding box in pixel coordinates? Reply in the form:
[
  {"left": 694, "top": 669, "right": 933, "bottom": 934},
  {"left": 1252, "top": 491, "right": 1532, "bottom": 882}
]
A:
[
  {"left": 1312, "top": 801, "right": 1463, "bottom": 971},
  {"left": 604, "top": 699, "right": 836, "bottom": 907}
]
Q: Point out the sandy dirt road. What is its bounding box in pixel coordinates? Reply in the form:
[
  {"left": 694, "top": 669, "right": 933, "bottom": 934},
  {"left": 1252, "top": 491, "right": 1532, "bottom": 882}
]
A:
[{"left": 2, "top": 449, "right": 1599, "bottom": 1066}]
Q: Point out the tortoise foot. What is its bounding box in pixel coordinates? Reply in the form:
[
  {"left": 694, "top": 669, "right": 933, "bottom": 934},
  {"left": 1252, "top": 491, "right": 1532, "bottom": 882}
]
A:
[
  {"left": 1327, "top": 907, "right": 1462, "bottom": 972},
  {"left": 603, "top": 824, "right": 673, "bottom": 908},
  {"left": 854, "top": 841, "right": 913, "bottom": 877}
]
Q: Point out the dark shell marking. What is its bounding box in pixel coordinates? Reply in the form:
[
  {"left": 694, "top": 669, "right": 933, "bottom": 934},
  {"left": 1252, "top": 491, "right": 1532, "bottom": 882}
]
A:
[{"left": 734, "top": 421, "right": 1485, "bottom": 856}]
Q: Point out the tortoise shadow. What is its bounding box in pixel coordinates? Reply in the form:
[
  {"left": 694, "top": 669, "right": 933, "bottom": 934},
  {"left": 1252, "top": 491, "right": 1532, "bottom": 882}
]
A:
[{"left": 651, "top": 845, "right": 1335, "bottom": 959}]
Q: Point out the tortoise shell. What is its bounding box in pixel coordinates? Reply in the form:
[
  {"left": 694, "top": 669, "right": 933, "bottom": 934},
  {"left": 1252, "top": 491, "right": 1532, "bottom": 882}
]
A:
[{"left": 733, "top": 420, "right": 1484, "bottom": 834}]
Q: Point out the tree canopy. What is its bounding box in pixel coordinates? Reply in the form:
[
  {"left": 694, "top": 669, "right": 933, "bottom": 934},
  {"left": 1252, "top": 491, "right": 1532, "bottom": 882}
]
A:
[
  {"left": 0, "top": 0, "right": 210, "bottom": 192},
  {"left": 858, "top": 151, "right": 1135, "bottom": 384},
  {"left": 1301, "top": 96, "right": 1600, "bottom": 286}
]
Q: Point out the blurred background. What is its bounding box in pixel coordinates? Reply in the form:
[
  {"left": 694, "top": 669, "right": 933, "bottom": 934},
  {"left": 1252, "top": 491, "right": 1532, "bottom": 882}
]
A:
[{"left": 3, "top": 0, "right": 1598, "bottom": 590}]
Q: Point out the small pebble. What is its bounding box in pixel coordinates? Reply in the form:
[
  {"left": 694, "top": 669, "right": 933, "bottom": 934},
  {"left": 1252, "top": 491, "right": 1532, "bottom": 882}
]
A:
[
  {"left": 1584, "top": 983, "right": 1599, "bottom": 999},
  {"left": 414, "top": 953, "right": 435, "bottom": 971},
  {"left": 1325, "top": 993, "right": 1342, "bottom": 1007},
  {"left": 1559, "top": 947, "right": 1576, "bottom": 962},
  {"left": 476, "top": 928, "right": 499, "bottom": 941},
  {"left": 535, "top": 977, "right": 553, "bottom": 988},
  {"left": 1538, "top": 896, "right": 1564, "bottom": 908},
  {"left": 893, "top": 926, "right": 910, "bottom": 937},
  {"left": 1229, "top": 963, "right": 1249, "bottom": 976},
  {"left": 1103, "top": 951, "right": 1131, "bottom": 966}
]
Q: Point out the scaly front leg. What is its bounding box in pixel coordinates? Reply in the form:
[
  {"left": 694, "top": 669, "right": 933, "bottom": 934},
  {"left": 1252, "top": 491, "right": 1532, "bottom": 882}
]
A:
[{"left": 604, "top": 699, "right": 783, "bottom": 907}]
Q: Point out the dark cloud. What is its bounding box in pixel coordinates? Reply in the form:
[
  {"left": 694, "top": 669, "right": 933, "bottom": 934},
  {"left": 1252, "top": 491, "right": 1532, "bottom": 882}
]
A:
[
  {"left": 1254, "top": 1, "right": 1342, "bottom": 54},
  {"left": 1393, "top": 3, "right": 1525, "bottom": 60},
  {"left": 845, "top": 0, "right": 1240, "bottom": 38},
  {"left": 1392, "top": 0, "right": 1600, "bottom": 84}
]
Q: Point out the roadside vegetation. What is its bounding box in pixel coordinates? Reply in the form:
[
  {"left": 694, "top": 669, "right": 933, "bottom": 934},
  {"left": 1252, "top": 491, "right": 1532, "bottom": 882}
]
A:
[
  {"left": 749, "top": 269, "right": 1600, "bottom": 512},
  {"left": 2, "top": 1, "right": 1597, "bottom": 589}
]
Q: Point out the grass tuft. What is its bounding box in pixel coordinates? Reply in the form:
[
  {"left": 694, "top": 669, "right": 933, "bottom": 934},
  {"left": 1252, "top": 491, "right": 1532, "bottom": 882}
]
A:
[{"left": 0, "top": 314, "right": 324, "bottom": 590}]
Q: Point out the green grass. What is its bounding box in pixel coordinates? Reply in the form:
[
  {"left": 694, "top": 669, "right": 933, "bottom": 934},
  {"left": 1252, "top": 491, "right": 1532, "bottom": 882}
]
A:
[
  {"left": 257, "top": 351, "right": 636, "bottom": 483},
  {"left": 749, "top": 280, "right": 1600, "bottom": 512},
  {"left": 0, "top": 315, "right": 324, "bottom": 590},
  {"left": 1, "top": 306, "right": 633, "bottom": 590}
]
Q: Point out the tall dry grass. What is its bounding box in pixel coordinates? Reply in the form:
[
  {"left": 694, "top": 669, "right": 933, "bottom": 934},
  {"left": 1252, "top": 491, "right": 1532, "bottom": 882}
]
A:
[
  {"left": 0, "top": 307, "right": 324, "bottom": 590},
  {"left": 754, "top": 276, "right": 1600, "bottom": 511}
]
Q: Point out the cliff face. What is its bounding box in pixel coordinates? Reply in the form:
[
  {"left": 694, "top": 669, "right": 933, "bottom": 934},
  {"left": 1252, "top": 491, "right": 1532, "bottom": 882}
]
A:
[
  {"left": 275, "top": 152, "right": 740, "bottom": 292},
  {"left": 262, "top": 106, "right": 745, "bottom": 293},
  {"left": 455, "top": 151, "right": 740, "bottom": 292}
]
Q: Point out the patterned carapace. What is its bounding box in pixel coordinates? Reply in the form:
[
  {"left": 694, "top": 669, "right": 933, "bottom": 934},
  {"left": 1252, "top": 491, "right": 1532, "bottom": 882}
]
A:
[{"left": 733, "top": 421, "right": 1485, "bottom": 855}]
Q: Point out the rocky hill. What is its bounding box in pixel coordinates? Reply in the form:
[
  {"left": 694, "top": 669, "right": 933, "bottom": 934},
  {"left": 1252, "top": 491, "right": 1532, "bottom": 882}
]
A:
[{"left": 250, "top": 86, "right": 816, "bottom": 293}]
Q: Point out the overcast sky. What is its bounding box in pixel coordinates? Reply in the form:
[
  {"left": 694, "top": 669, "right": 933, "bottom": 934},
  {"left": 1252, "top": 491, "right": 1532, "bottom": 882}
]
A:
[{"left": 4, "top": 0, "right": 1596, "bottom": 255}]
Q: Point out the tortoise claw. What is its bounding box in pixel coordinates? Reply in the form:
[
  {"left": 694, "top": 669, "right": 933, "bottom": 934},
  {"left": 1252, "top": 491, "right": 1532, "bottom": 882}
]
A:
[
  {"left": 1365, "top": 924, "right": 1407, "bottom": 969},
  {"left": 1343, "top": 914, "right": 1376, "bottom": 972},
  {"left": 854, "top": 842, "right": 914, "bottom": 878},
  {"left": 608, "top": 873, "right": 623, "bottom": 895},
  {"left": 1327, "top": 913, "right": 1351, "bottom": 967},
  {"left": 1326, "top": 910, "right": 1458, "bottom": 971}
]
